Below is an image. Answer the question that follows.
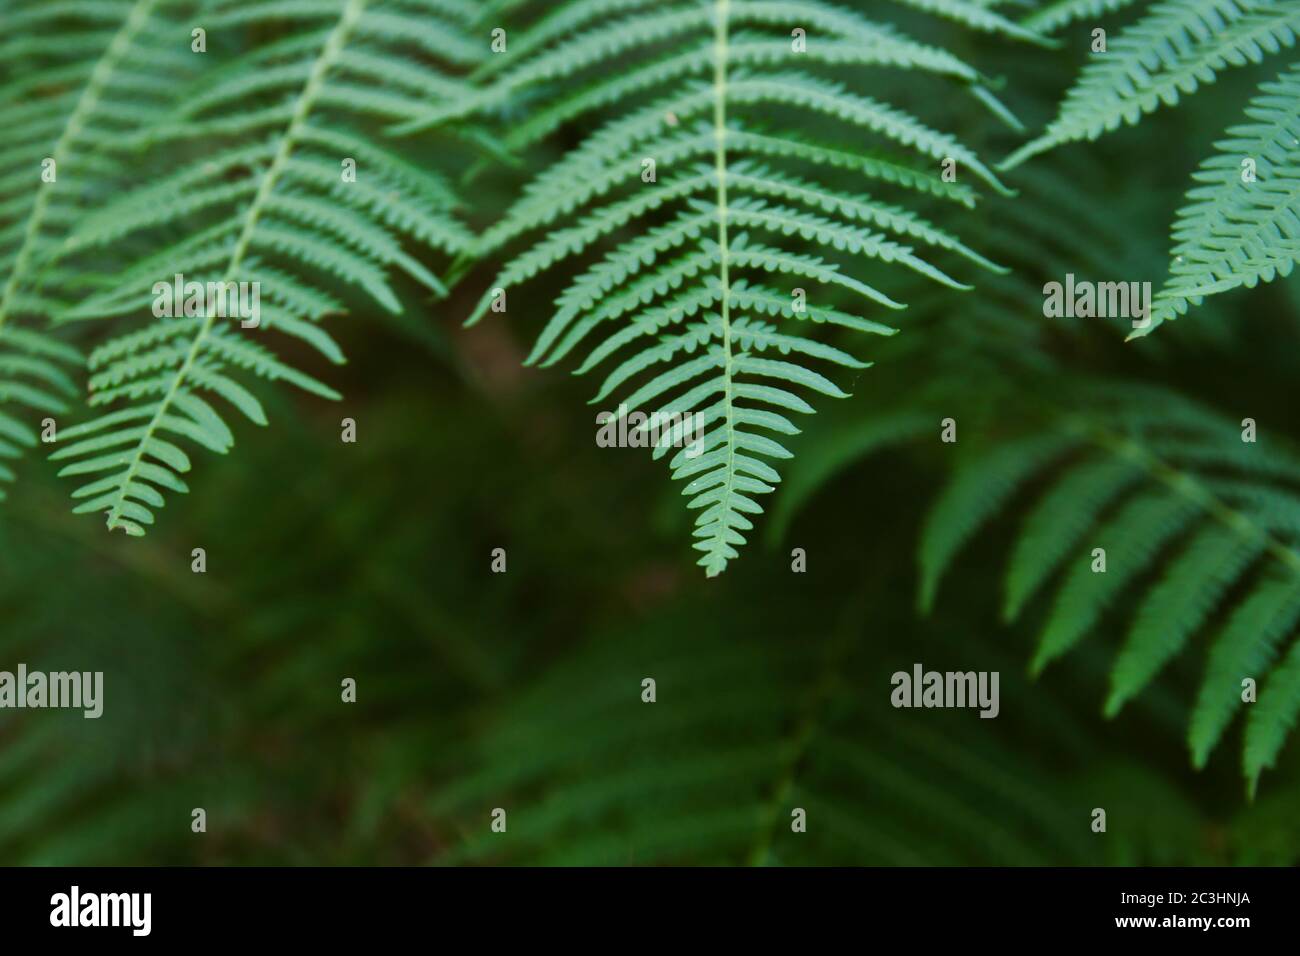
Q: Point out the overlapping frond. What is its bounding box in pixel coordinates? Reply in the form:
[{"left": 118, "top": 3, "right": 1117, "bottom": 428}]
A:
[
  {"left": 1007, "top": 0, "right": 1300, "bottom": 167},
  {"left": 421, "top": 614, "right": 1180, "bottom": 865},
  {"left": 0, "top": 497, "right": 1249, "bottom": 864},
  {"left": 919, "top": 382, "right": 1300, "bottom": 793},
  {"left": 0, "top": 0, "right": 208, "bottom": 501},
  {"left": 1151, "top": 62, "right": 1300, "bottom": 329},
  {"left": 1006, "top": 0, "right": 1300, "bottom": 334},
  {"left": 432, "top": 0, "right": 1035, "bottom": 575},
  {"left": 49, "top": 0, "right": 480, "bottom": 535}
]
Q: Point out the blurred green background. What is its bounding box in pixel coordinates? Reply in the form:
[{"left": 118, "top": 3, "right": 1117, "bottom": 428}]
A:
[{"left": 4, "top": 256, "right": 1299, "bottom": 866}]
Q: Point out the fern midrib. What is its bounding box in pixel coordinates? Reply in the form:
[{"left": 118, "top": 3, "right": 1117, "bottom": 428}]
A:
[
  {"left": 1086, "top": 423, "right": 1300, "bottom": 578},
  {"left": 712, "top": 0, "right": 737, "bottom": 569},
  {"left": 0, "top": 0, "right": 160, "bottom": 334},
  {"left": 101, "top": 0, "right": 369, "bottom": 529}
]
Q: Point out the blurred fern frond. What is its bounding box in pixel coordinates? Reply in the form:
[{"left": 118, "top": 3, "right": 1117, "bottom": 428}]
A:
[
  {"left": 411, "top": 0, "right": 1042, "bottom": 576},
  {"left": 0, "top": 0, "right": 213, "bottom": 502},
  {"left": 919, "top": 381, "right": 1300, "bottom": 794},
  {"left": 4, "top": 348, "right": 1298, "bottom": 865},
  {"left": 419, "top": 609, "right": 1242, "bottom": 865},
  {"left": 44, "top": 0, "right": 481, "bottom": 535}
]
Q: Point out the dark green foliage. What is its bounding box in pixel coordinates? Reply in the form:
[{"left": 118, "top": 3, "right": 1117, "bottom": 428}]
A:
[{"left": 916, "top": 383, "right": 1300, "bottom": 792}]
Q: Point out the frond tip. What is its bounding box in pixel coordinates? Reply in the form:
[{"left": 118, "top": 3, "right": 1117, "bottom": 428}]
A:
[
  {"left": 1007, "top": 0, "right": 1300, "bottom": 334},
  {"left": 0, "top": 0, "right": 201, "bottom": 504},
  {"left": 1140, "top": 62, "right": 1300, "bottom": 335},
  {"left": 46, "top": 0, "right": 478, "bottom": 533},
  {"left": 0, "top": 329, "right": 82, "bottom": 502},
  {"left": 455, "top": 0, "right": 1026, "bottom": 575}
]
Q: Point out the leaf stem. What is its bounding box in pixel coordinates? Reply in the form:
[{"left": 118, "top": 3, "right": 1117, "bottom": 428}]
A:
[
  {"left": 709, "top": 0, "right": 736, "bottom": 576},
  {"left": 1082, "top": 421, "right": 1300, "bottom": 578}
]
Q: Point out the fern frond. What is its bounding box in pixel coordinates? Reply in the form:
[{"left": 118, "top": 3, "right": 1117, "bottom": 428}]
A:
[
  {"left": 919, "top": 433, "right": 1079, "bottom": 612},
  {"left": 418, "top": 610, "right": 1215, "bottom": 865},
  {"left": 1005, "top": 0, "right": 1300, "bottom": 333},
  {"left": 50, "top": 0, "right": 480, "bottom": 534},
  {"left": 0, "top": 329, "right": 81, "bottom": 501},
  {"left": 1141, "top": 63, "right": 1300, "bottom": 333},
  {"left": 439, "top": 0, "right": 1034, "bottom": 575},
  {"left": 407, "top": 0, "right": 1026, "bottom": 133},
  {"left": 1244, "top": 635, "right": 1300, "bottom": 792},
  {"left": 0, "top": 0, "right": 206, "bottom": 502},
  {"left": 1006, "top": 0, "right": 1300, "bottom": 169},
  {"left": 1193, "top": 574, "right": 1300, "bottom": 769},
  {"left": 918, "top": 381, "right": 1300, "bottom": 791}
]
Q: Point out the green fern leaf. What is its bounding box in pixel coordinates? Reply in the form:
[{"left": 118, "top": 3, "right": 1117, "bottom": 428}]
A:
[
  {"left": 1143, "top": 63, "right": 1300, "bottom": 333},
  {"left": 1105, "top": 525, "right": 1266, "bottom": 716},
  {"left": 1006, "top": 0, "right": 1300, "bottom": 169},
  {"left": 50, "top": 0, "right": 479, "bottom": 534},
  {"left": 440, "top": 0, "right": 1032, "bottom": 575},
  {"left": 0, "top": 0, "right": 203, "bottom": 502},
  {"left": 1003, "top": 459, "right": 1144, "bottom": 622},
  {"left": 417, "top": 611, "right": 1210, "bottom": 864},
  {"left": 1007, "top": 0, "right": 1300, "bottom": 332}
]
